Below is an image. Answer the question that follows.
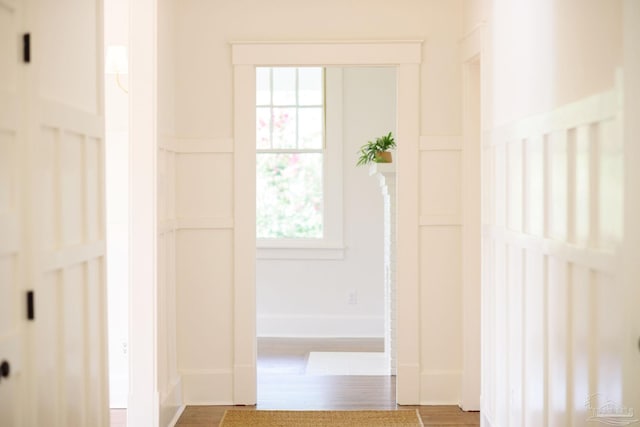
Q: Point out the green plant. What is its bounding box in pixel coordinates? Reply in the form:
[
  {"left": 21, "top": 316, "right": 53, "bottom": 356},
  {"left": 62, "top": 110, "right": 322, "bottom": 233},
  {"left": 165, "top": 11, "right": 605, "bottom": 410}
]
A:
[{"left": 356, "top": 132, "right": 396, "bottom": 166}]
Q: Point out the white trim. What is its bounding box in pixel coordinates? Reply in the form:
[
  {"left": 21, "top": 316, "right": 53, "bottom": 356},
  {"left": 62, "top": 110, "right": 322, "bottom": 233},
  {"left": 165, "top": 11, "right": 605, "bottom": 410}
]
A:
[
  {"left": 161, "top": 377, "right": 184, "bottom": 427},
  {"left": 128, "top": 0, "right": 159, "bottom": 425},
  {"left": 419, "top": 214, "right": 462, "bottom": 226},
  {"left": 39, "top": 97, "right": 104, "bottom": 140},
  {"left": 232, "top": 41, "right": 423, "bottom": 405},
  {"left": 257, "top": 314, "right": 384, "bottom": 338},
  {"left": 41, "top": 242, "right": 105, "bottom": 271},
  {"left": 0, "top": 214, "right": 19, "bottom": 255},
  {"left": 0, "top": 90, "right": 18, "bottom": 129},
  {"left": 167, "top": 406, "right": 185, "bottom": 427},
  {"left": 461, "top": 57, "right": 481, "bottom": 411},
  {"left": 176, "top": 217, "right": 234, "bottom": 230},
  {"left": 487, "top": 89, "right": 618, "bottom": 146},
  {"left": 174, "top": 138, "right": 234, "bottom": 153},
  {"left": 232, "top": 64, "right": 257, "bottom": 405},
  {"left": 395, "top": 63, "right": 422, "bottom": 405},
  {"left": 256, "top": 245, "right": 345, "bottom": 260},
  {"left": 232, "top": 41, "right": 423, "bottom": 66},
  {"left": 482, "top": 224, "right": 617, "bottom": 273},
  {"left": 459, "top": 23, "right": 485, "bottom": 63}
]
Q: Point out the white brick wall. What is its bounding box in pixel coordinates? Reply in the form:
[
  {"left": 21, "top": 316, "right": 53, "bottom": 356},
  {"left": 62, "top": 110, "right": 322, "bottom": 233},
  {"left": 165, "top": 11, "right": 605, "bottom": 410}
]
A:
[{"left": 371, "top": 164, "right": 397, "bottom": 375}]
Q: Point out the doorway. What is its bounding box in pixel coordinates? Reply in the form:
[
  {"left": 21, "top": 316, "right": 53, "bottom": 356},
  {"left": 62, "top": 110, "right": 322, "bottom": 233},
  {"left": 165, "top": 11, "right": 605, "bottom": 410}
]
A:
[
  {"left": 231, "top": 41, "right": 423, "bottom": 405},
  {"left": 254, "top": 66, "right": 397, "bottom": 407}
]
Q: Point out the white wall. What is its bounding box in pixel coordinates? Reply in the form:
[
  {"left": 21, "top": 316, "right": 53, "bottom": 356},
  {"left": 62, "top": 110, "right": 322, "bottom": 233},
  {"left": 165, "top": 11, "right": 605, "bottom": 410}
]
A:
[
  {"left": 256, "top": 67, "right": 395, "bottom": 339},
  {"left": 173, "top": 0, "right": 466, "bottom": 405},
  {"left": 467, "top": 0, "right": 635, "bottom": 426}
]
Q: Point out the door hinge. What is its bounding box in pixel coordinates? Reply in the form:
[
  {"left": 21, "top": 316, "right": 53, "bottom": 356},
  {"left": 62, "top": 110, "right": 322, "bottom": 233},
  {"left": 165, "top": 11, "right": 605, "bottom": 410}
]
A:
[
  {"left": 26, "top": 290, "right": 34, "bottom": 320},
  {"left": 22, "top": 33, "right": 30, "bottom": 63}
]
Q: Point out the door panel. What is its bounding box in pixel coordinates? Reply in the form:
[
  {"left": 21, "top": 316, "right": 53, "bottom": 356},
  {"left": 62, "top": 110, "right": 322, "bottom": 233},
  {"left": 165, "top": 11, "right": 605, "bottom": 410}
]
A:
[
  {"left": 28, "top": 0, "right": 108, "bottom": 423},
  {"left": 1, "top": 0, "right": 108, "bottom": 425},
  {"left": 0, "top": 0, "right": 24, "bottom": 426}
]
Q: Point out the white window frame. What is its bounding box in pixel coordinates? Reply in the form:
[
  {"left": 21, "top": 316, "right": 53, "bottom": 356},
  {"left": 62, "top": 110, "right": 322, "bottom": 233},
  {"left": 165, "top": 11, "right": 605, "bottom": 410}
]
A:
[{"left": 257, "top": 68, "right": 344, "bottom": 260}]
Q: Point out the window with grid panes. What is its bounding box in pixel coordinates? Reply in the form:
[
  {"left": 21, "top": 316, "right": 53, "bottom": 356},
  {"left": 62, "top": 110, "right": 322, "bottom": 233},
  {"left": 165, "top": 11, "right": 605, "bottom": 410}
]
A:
[{"left": 256, "top": 67, "right": 325, "bottom": 239}]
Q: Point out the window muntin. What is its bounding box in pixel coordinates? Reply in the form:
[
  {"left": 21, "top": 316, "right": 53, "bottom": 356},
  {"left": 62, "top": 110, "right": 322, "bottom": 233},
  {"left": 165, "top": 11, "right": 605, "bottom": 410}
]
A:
[{"left": 256, "top": 67, "right": 325, "bottom": 239}]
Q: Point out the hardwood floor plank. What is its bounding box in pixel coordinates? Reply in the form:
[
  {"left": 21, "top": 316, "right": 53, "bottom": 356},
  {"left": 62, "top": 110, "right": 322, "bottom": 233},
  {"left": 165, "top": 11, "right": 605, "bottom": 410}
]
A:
[{"left": 175, "top": 339, "right": 479, "bottom": 426}]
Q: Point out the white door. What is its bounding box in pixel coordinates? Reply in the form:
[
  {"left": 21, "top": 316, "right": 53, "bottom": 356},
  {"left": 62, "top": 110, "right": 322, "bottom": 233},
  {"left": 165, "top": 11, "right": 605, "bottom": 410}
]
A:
[
  {"left": 0, "top": 0, "right": 26, "bottom": 426},
  {"left": 0, "top": 0, "right": 109, "bottom": 426}
]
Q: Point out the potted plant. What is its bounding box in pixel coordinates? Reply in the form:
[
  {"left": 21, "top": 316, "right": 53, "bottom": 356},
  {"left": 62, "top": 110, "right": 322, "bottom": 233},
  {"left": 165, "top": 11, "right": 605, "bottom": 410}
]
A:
[{"left": 356, "top": 132, "right": 396, "bottom": 166}]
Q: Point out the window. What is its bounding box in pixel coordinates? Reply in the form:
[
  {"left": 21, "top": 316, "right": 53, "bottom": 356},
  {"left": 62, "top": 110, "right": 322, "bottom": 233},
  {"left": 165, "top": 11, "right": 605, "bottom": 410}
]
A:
[{"left": 256, "top": 67, "right": 325, "bottom": 239}]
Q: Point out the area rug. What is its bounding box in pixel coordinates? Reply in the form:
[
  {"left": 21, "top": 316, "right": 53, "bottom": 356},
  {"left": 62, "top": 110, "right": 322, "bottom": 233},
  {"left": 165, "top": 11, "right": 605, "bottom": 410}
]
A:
[
  {"left": 219, "top": 409, "right": 424, "bottom": 426},
  {"left": 305, "top": 351, "right": 389, "bottom": 375}
]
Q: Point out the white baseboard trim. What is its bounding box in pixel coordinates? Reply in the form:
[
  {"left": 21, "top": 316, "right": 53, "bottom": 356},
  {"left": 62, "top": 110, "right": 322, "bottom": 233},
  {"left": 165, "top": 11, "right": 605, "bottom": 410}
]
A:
[
  {"left": 419, "top": 370, "right": 462, "bottom": 405},
  {"left": 167, "top": 405, "right": 185, "bottom": 427},
  {"left": 257, "top": 315, "right": 384, "bottom": 338},
  {"left": 481, "top": 411, "right": 497, "bottom": 427},
  {"left": 181, "top": 369, "right": 234, "bottom": 405},
  {"left": 161, "top": 376, "right": 183, "bottom": 427}
]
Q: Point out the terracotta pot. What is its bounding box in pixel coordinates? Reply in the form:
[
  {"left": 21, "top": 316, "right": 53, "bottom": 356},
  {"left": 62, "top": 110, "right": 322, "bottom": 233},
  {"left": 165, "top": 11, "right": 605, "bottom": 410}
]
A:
[{"left": 374, "top": 151, "right": 392, "bottom": 163}]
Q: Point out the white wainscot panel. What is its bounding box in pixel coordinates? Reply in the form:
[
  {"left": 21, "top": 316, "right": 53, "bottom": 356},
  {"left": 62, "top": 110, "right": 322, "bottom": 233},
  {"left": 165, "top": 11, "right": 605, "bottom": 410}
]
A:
[
  {"left": 176, "top": 230, "right": 234, "bottom": 376},
  {"left": 597, "top": 119, "right": 623, "bottom": 251},
  {"left": 547, "top": 130, "right": 568, "bottom": 241},
  {"left": 574, "top": 125, "right": 592, "bottom": 246},
  {"left": 547, "top": 257, "right": 569, "bottom": 427},
  {"left": 524, "top": 135, "right": 544, "bottom": 237},
  {"left": 177, "top": 153, "right": 233, "bottom": 220},
  {"left": 419, "top": 226, "right": 461, "bottom": 404},
  {"left": 570, "top": 264, "right": 591, "bottom": 423},
  {"left": 507, "top": 245, "right": 524, "bottom": 427},
  {"left": 419, "top": 151, "right": 461, "bottom": 217},
  {"left": 506, "top": 139, "right": 523, "bottom": 232},
  {"left": 523, "top": 248, "right": 546, "bottom": 427}
]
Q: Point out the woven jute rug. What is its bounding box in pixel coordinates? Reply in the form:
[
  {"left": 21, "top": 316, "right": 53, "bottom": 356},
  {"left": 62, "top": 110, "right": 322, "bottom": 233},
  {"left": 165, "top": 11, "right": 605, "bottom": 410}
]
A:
[{"left": 218, "top": 409, "right": 424, "bottom": 426}]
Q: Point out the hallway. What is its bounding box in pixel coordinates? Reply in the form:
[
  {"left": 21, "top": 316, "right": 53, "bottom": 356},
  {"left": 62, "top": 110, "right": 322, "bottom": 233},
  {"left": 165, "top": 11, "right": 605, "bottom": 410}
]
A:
[{"left": 173, "top": 338, "right": 480, "bottom": 426}]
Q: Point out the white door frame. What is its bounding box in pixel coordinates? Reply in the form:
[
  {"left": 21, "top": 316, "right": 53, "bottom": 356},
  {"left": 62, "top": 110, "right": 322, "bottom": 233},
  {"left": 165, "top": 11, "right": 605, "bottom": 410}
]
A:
[
  {"left": 460, "top": 24, "right": 484, "bottom": 411},
  {"left": 231, "top": 41, "right": 423, "bottom": 404}
]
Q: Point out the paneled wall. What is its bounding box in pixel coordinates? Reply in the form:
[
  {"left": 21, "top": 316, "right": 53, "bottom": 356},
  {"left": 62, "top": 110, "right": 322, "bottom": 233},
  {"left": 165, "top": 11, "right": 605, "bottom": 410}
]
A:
[
  {"left": 0, "top": 2, "right": 24, "bottom": 424},
  {"left": 481, "top": 87, "right": 624, "bottom": 427},
  {"left": 419, "top": 135, "right": 463, "bottom": 403},
  {"left": 464, "top": 0, "right": 630, "bottom": 425},
  {"left": 173, "top": 0, "right": 466, "bottom": 405},
  {"left": 29, "top": 1, "right": 109, "bottom": 426}
]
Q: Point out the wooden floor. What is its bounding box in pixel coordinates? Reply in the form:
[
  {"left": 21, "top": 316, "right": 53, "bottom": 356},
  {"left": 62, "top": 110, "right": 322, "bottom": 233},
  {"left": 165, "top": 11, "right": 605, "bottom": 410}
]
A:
[{"left": 112, "top": 338, "right": 480, "bottom": 426}]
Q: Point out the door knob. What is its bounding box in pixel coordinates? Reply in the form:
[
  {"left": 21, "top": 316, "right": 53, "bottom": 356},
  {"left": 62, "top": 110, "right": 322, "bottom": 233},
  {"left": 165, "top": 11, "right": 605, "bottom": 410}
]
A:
[{"left": 0, "top": 360, "right": 9, "bottom": 379}]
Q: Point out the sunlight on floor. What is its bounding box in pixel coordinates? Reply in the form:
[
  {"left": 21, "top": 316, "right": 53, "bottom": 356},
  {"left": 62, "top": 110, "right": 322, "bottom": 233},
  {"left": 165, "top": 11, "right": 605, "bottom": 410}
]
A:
[{"left": 305, "top": 352, "right": 389, "bottom": 375}]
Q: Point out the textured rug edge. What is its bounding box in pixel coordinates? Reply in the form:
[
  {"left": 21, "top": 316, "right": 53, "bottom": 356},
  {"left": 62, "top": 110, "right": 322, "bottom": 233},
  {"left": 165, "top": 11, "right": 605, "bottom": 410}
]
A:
[{"left": 219, "top": 409, "right": 425, "bottom": 426}]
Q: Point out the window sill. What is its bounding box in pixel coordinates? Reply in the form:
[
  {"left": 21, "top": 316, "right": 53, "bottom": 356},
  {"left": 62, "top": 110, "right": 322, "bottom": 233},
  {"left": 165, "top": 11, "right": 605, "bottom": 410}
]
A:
[{"left": 256, "top": 240, "right": 345, "bottom": 260}]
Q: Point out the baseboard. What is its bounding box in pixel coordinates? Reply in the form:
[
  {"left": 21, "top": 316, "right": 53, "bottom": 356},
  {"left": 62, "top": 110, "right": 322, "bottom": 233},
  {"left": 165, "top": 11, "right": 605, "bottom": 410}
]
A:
[
  {"left": 481, "top": 411, "right": 497, "bottom": 427},
  {"left": 181, "top": 369, "right": 234, "bottom": 405},
  {"left": 167, "top": 405, "right": 185, "bottom": 427},
  {"left": 161, "top": 376, "right": 183, "bottom": 427},
  {"left": 419, "top": 370, "right": 462, "bottom": 405},
  {"left": 257, "top": 314, "right": 384, "bottom": 338}
]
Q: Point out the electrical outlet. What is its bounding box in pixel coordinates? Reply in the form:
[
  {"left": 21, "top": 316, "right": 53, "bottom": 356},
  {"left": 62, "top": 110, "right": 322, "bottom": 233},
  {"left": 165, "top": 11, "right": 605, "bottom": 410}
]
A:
[{"left": 348, "top": 289, "right": 358, "bottom": 305}]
